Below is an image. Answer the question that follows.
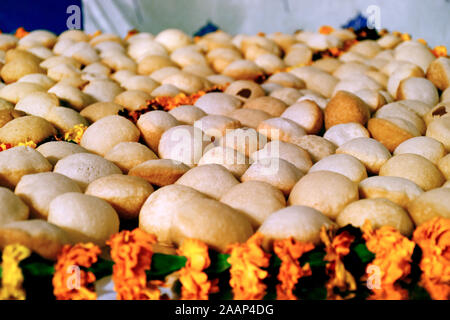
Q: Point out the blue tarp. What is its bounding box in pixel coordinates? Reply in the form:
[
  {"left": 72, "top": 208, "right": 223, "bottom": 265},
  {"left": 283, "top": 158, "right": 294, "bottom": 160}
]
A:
[{"left": 0, "top": 0, "right": 83, "bottom": 34}]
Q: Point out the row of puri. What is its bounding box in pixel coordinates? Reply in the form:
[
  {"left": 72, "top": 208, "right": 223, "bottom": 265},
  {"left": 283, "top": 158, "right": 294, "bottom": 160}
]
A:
[{"left": 0, "top": 26, "right": 449, "bottom": 298}]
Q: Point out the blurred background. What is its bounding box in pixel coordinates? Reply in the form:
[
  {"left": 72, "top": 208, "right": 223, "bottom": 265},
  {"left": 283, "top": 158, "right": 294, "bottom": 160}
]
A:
[{"left": 1, "top": 0, "right": 449, "bottom": 47}]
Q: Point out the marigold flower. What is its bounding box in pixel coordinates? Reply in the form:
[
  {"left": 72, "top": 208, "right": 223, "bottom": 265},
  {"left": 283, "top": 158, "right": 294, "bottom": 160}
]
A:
[
  {"left": 362, "top": 220, "right": 415, "bottom": 300},
  {"left": 321, "top": 227, "right": 356, "bottom": 300},
  {"left": 413, "top": 217, "right": 450, "bottom": 300},
  {"left": 148, "top": 85, "right": 227, "bottom": 111},
  {"left": 52, "top": 243, "right": 100, "bottom": 300},
  {"left": 124, "top": 29, "right": 139, "bottom": 41},
  {"left": 64, "top": 124, "right": 87, "bottom": 144},
  {"left": 177, "top": 239, "right": 218, "bottom": 300},
  {"left": 0, "top": 143, "right": 12, "bottom": 152},
  {"left": 432, "top": 46, "right": 447, "bottom": 58},
  {"left": 319, "top": 25, "right": 334, "bottom": 35},
  {"left": 274, "top": 237, "right": 314, "bottom": 300},
  {"left": 401, "top": 33, "right": 411, "bottom": 41},
  {"left": 0, "top": 244, "right": 31, "bottom": 300},
  {"left": 15, "top": 27, "right": 29, "bottom": 39},
  {"left": 417, "top": 38, "right": 427, "bottom": 45},
  {"left": 107, "top": 228, "right": 160, "bottom": 300},
  {"left": 227, "top": 233, "right": 270, "bottom": 300},
  {"left": 17, "top": 140, "right": 37, "bottom": 149}
]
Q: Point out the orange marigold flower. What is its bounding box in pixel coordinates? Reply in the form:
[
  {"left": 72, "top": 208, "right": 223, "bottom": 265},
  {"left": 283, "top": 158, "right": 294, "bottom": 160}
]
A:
[
  {"left": 257, "top": 32, "right": 266, "bottom": 37},
  {"left": 319, "top": 25, "right": 334, "bottom": 35},
  {"left": 362, "top": 220, "right": 415, "bottom": 300},
  {"left": 15, "top": 27, "right": 29, "bottom": 39},
  {"left": 321, "top": 227, "right": 356, "bottom": 300},
  {"left": 147, "top": 85, "right": 227, "bottom": 111},
  {"left": 226, "top": 233, "right": 270, "bottom": 300},
  {"left": 52, "top": 243, "right": 101, "bottom": 300},
  {"left": 124, "top": 29, "right": 139, "bottom": 41},
  {"left": 177, "top": 239, "right": 219, "bottom": 300},
  {"left": 107, "top": 228, "right": 160, "bottom": 300},
  {"left": 413, "top": 217, "right": 450, "bottom": 300},
  {"left": 274, "top": 237, "right": 314, "bottom": 300},
  {"left": 432, "top": 46, "right": 447, "bottom": 58},
  {"left": 417, "top": 38, "right": 427, "bottom": 45},
  {"left": 329, "top": 47, "right": 342, "bottom": 57}
]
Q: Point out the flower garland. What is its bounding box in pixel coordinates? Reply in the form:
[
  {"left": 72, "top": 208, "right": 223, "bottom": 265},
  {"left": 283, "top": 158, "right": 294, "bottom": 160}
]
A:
[
  {"left": 321, "top": 227, "right": 357, "bottom": 300},
  {"left": 2, "top": 219, "right": 450, "bottom": 300},
  {"left": 362, "top": 221, "right": 415, "bottom": 300},
  {"left": 107, "top": 228, "right": 160, "bottom": 300},
  {"left": 177, "top": 239, "right": 218, "bottom": 300},
  {"left": 273, "top": 238, "right": 314, "bottom": 300},
  {"left": 226, "top": 233, "right": 271, "bottom": 300},
  {"left": 0, "top": 244, "right": 31, "bottom": 300},
  {"left": 52, "top": 243, "right": 100, "bottom": 300},
  {"left": 413, "top": 217, "right": 450, "bottom": 300}
]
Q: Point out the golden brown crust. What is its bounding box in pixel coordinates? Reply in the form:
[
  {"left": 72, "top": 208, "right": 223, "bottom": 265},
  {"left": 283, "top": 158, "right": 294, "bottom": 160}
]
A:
[
  {"left": 129, "top": 159, "right": 190, "bottom": 186},
  {"left": 324, "top": 90, "right": 370, "bottom": 129},
  {"left": 367, "top": 118, "right": 415, "bottom": 152},
  {"left": 426, "top": 57, "right": 450, "bottom": 91}
]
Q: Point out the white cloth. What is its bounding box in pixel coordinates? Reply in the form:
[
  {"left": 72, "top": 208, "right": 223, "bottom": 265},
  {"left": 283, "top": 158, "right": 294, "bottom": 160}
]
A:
[{"left": 82, "top": 0, "right": 450, "bottom": 48}]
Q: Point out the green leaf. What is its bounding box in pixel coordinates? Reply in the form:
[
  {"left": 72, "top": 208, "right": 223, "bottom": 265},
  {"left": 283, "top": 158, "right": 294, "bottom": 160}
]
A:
[
  {"left": 22, "top": 262, "right": 55, "bottom": 277},
  {"left": 148, "top": 253, "right": 186, "bottom": 277},
  {"left": 353, "top": 243, "right": 375, "bottom": 264},
  {"left": 206, "top": 253, "right": 230, "bottom": 274},
  {"left": 409, "top": 283, "right": 431, "bottom": 300},
  {"left": 303, "top": 251, "right": 327, "bottom": 268},
  {"left": 88, "top": 258, "right": 114, "bottom": 279}
]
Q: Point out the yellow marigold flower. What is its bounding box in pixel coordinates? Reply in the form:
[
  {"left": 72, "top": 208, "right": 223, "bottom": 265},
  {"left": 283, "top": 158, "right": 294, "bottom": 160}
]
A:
[
  {"left": 401, "top": 33, "right": 411, "bottom": 41},
  {"left": 432, "top": 46, "right": 447, "bottom": 58},
  {"left": 362, "top": 220, "right": 415, "bottom": 300},
  {"left": 0, "top": 244, "right": 31, "bottom": 300},
  {"left": 177, "top": 238, "right": 218, "bottom": 300},
  {"left": 227, "top": 233, "right": 270, "bottom": 300},
  {"left": 321, "top": 227, "right": 356, "bottom": 300},
  {"left": 64, "top": 124, "right": 87, "bottom": 144},
  {"left": 319, "top": 25, "right": 334, "bottom": 35},
  {"left": 274, "top": 237, "right": 314, "bottom": 300},
  {"left": 107, "top": 228, "right": 160, "bottom": 300},
  {"left": 52, "top": 243, "right": 100, "bottom": 300},
  {"left": 17, "top": 140, "right": 37, "bottom": 149},
  {"left": 413, "top": 217, "right": 450, "bottom": 300}
]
